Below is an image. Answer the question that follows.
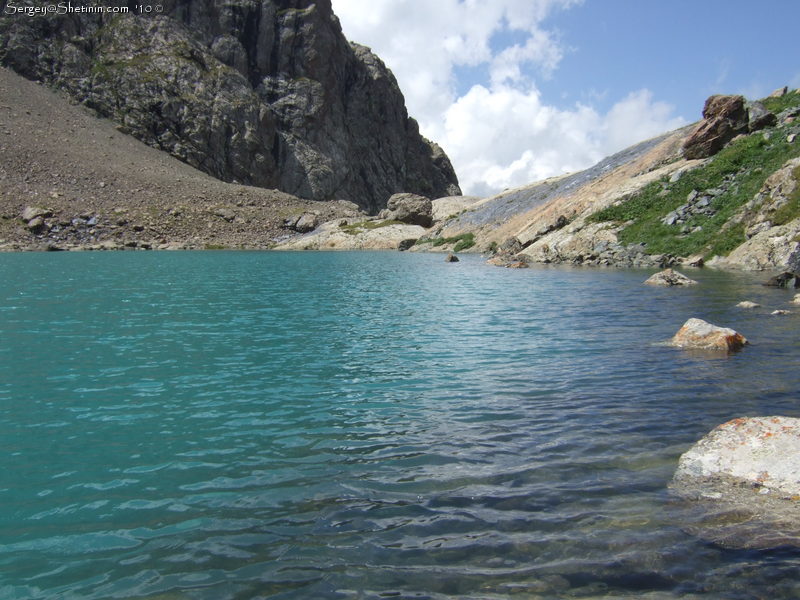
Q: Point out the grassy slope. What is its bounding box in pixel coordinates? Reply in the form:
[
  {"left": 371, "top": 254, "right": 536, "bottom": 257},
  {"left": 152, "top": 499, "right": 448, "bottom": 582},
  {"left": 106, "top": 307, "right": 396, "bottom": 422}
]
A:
[{"left": 588, "top": 91, "right": 800, "bottom": 259}]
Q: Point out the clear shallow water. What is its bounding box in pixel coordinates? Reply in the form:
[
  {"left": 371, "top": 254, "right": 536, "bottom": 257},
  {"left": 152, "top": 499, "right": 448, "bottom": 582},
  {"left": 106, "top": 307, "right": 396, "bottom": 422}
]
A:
[{"left": 0, "top": 250, "right": 799, "bottom": 600}]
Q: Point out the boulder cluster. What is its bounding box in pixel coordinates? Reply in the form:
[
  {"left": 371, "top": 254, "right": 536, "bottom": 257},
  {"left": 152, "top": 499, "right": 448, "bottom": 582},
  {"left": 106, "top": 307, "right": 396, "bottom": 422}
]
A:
[{"left": 661, "top": 188, "right": 720, "bottom": 229}]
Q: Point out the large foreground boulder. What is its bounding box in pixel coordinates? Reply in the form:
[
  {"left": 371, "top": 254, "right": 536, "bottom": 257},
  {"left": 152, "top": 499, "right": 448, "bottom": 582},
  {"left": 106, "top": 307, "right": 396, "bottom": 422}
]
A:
[
  {"left": 668, "top": 318, "right": 748, "bottom": 352},
  {"left": 674, "top": 417, "right": 800, "bottom": 497},
  {"left": 670, "top": 417, "right": 800, "bottom": 548},
  {"left": 682, "top": 95, "right": 749, "bottom": 159}
]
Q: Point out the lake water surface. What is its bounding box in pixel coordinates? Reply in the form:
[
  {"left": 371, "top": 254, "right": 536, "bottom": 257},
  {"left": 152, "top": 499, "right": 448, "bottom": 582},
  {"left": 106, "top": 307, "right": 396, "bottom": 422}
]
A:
[{"left": 1, "top": 251, "right": 799, "bottom": 599}]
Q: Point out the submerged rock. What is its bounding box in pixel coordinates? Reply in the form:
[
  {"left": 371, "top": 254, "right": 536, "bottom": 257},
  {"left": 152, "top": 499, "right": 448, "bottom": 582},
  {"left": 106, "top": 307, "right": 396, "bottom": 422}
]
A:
[
  {"left": 445, "top": 253, "right": 459, "bottom": 262},
  {"left": 668, "top": 318, "right": 748, "bottom": 352},
  {"left": 670, "top": 416, "right": 800, "bottom": 549},
  {"left": 735, "top": 301, "right": 760, "bottom": 309},
  {"left": 644, "top": 268, "right": 698, "bottom": 286}
]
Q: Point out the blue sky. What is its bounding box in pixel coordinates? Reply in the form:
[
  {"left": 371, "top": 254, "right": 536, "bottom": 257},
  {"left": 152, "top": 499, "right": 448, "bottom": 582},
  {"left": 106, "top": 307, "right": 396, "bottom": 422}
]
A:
[
  {"left": 537, "top": 1, "right": 799, "bottom": 117},
  {"left": 331, "top": 0, "right": 800, "bottom": 196}
]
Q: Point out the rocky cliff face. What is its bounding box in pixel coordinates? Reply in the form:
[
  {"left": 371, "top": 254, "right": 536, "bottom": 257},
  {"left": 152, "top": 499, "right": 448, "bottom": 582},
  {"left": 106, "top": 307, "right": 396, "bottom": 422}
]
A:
[{"left": 0, "top": 0, "right": 460, "bottom": 212}]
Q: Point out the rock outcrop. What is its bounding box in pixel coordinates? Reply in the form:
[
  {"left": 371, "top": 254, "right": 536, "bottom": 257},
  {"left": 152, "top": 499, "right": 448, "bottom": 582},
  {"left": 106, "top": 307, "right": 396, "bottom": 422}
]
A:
[
  {"left": 682, "top": 95, "right": 750, "bottom": 159},
  {"left": 668, "top": 318, "right": 748, "bottom": 352},
  {"left": 274, "top": 218, "right": 427, "bottom": 251},
  {"left": 0, "top": 0, "right": 460, "bottom": 212},
  {"left": 379, "top": 193, "right": 433, "bottom": 227}
]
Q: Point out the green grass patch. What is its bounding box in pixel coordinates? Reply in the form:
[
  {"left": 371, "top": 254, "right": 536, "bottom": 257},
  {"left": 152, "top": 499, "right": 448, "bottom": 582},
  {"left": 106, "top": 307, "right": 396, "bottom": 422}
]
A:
[
  {"left": 417, "top": 232, "right": 476, "bottom": 252},
  {"left": 339, "top": 220, "right": 403, "bottom": 235},
  {"left": 761, "top": 90, "right": 800, "bottom": 115},
  {"left": 587, "top": 130, "right": 800, "bottom": 258}
]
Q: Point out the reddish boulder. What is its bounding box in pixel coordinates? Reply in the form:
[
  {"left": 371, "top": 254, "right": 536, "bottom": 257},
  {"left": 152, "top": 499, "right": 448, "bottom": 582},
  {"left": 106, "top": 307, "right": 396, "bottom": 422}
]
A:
[
  {"left": 682, "top": 95, "right": 749, "bottom": 159},
  {"left": 668, "top": 318, "right": 748, "bottom": 352}
]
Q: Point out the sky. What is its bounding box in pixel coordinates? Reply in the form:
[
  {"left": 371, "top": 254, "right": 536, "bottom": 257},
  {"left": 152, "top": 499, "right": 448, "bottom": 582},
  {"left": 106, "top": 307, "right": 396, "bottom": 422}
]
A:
[{"left": 330, "top": 0, "right": 800, "bottom": 197}]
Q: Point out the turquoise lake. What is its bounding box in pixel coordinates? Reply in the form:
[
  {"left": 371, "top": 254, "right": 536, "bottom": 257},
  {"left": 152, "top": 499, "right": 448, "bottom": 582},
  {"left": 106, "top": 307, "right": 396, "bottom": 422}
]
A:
[{"left": 1, "top": 250, "right": 800, "bottom": 599}]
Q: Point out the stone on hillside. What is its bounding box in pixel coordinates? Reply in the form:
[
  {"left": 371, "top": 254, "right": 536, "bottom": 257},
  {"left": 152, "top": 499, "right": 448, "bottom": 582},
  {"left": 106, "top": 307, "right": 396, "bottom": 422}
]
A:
[
  {"left": 445, "top": 253, "right": 459, "bottom": 263},
  {"left": 668, "top": 318, "right": 747, "bottom": 352},
  {"left": 644, "top": 268, "right": 698, "bottom": 286},
  {"left": 746, "top": 101, "right": 777, "bottom": 132},
  {"left": 681, "top": 255, "right": 705, "bottom": 268},
  {"left": 735, "top": 301, "right": 760, "bottom": 309},
  {"left": 670, "top": 416, "right": 800, "bottom": 549},
  {"left": 25, "top": 216, "right": 48, "bottom": 233},
  {"left": 397, "top": 238, "right": 417, "bottom": 251},
  {"left": 294, "top": 213, "right": 319, "bottom": 234},
  {"left": 682, "top": 95, "right": 749, "bottom": 160},
  {"left": 382, "top": 193, "right": 433, "bottom": 227},
  {"left": 763, "top": 272, "right": 800, "bottom": 288},
  {"left": 21, "top": 206, "right": 52, "bottom": 222},
  {"left": 769, "top": 86, "right": 788, "bottom": 98},
  {"left": 499, "top": 236, "right": 523, "bottom": 255},
  {"left": 213, "top": 207, "right": 236, "bottom": 222}
]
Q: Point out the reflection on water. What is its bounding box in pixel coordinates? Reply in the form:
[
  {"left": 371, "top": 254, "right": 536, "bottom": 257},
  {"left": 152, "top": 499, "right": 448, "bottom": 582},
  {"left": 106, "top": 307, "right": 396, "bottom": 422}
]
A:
[{"left": 0, "top": 251, "right": 799, "bottom": 599}]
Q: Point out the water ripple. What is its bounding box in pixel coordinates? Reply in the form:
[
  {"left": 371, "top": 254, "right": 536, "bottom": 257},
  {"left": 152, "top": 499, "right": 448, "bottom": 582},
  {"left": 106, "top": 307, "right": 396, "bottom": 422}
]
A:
[{"left": 0, "top": 252, "right": 799, "bottom": 598}]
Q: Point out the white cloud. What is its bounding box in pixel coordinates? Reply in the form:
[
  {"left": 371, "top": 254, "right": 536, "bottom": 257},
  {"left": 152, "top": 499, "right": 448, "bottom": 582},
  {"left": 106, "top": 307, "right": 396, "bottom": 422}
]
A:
[{"left": 331, "top": 0, "right": 685, "bottom": 197}]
